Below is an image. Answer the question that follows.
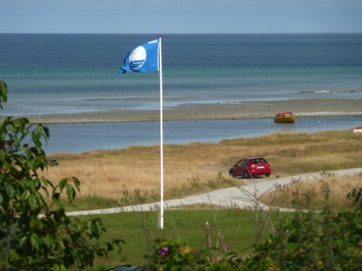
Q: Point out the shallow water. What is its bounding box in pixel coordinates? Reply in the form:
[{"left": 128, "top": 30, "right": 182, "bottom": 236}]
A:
[{"left": 44, "top": 116, "right": 361, "bottom": 154}]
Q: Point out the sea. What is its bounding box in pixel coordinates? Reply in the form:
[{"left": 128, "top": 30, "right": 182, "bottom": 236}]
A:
[{"left": 0, "top": 33, "right": 361, "bottom": 154}]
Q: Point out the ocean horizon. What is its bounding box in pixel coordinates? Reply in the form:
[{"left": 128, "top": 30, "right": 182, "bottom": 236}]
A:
[
  {"left": 1, "top": 33, "right": 361, "bottom": 153},
  {"left": 1, "top": 33, "right": 361, "bottom": 116}
]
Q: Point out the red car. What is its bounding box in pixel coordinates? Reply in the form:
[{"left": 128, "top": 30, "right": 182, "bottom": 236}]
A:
[{"left": 229, "top": 157, "right": 271, "bottom": 178}]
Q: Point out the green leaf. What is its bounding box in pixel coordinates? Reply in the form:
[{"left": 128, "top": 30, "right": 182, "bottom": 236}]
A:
[
  {"left": 0, "top": 80, "right": 8, "bottom": 108},
  {"left": 19, "top": 236, "right": 27, "bottom": 247},
  {"left": 30, "top": 233, "right": 39, "bottom": 250},
  {"left": 59, "top": 178, "right": 68, "bottom": 190},
  {"left": 66, "top": 184, "right": 76, "bottom": 200},
  {"left": 71, "top": 177, "right": 81, "bottom": 188},
  {"left": 0, "top": 149, "right": 6, "bottom": 160},
  {"left": 5, "top": 183, "right": 15, "bottom": 197},
  {"left": 28, "top": 196, "right": 37, "bottom": 210},
  {"left": 30, "top": 215, "right": 42, "bottom": 229}
]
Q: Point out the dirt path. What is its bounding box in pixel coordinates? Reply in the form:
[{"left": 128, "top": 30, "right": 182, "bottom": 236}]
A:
[{"left": 66, "top": 168, "right": 362, "bottom": 216}]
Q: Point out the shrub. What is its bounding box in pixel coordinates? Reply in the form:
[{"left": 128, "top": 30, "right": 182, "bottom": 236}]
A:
[
  {"left": 144, "top": 238, "right": 242, "bottom": 271},
  {"left": 242, "top": 191, "right": 362, "bottom": 271},
  {"left": 0, "top": 80, "right": 123, "bottom": 270},
  {"left": 143, "top": 188, "right": 362, "bottom": 270}
]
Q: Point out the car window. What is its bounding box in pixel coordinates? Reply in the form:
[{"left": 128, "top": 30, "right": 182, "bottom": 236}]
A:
[
  {"left": 259, "top": 158, "right": 266, "bottom": 163},
  {"left": 251, "top": 158, "right": 266, "bottom": 164}
]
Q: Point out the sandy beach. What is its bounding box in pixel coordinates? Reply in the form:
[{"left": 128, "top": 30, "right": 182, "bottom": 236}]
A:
[{"left": 23, "top": 98, "right": 362, "bottom": 124}]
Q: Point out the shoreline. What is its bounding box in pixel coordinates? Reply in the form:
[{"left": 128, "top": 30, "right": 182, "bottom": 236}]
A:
[{"left": 4, "top": 98, "right": 362, "bottom": 124}]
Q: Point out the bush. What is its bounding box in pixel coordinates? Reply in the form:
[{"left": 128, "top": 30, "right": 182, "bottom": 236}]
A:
[
  {"left": 141, "top": 194, "right": 362, "bottom": 270},
  {"left": 0, "top": 80, "right": 123, "bottom": 270},
  {"left": 144, "top": 238, "right": 242, "bottom": 271}
]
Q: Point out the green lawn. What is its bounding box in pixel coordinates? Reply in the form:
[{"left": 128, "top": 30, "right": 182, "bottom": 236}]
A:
[{"left": 81, "top": 209, "right": 283, "bottom": 270}]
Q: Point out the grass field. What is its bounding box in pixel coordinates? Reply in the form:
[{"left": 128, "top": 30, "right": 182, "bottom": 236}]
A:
[
  {"left": 44, "top": 129, "right": 362, "bottom": 210},
  {"left": 41, "top": 129, "right": 362, "bottom": 270},
  {"left": 80, "top": 209, "right": 283, "bottom": 270}
]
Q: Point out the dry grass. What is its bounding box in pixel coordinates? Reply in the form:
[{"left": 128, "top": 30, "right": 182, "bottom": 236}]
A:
[
  {"left": 260, "top": 173, "right": 362, "bottom": 211},
  {"left": 42, "top": 129, "right": 362, "bottom": 206}
]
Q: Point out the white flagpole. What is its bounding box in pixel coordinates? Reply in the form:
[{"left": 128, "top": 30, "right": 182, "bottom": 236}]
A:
[{"left": 158, "top": 34, "right": 164, "bottom": 230}]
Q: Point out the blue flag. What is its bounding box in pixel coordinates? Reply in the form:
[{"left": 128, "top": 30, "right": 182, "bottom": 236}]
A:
[{"left": 119, "top": 39, "right": 159, "bottom": 75}]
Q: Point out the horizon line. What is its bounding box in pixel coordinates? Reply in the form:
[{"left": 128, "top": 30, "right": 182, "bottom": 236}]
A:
[{"left": 1, "top": 32, "right": 361, "bottom": 35}]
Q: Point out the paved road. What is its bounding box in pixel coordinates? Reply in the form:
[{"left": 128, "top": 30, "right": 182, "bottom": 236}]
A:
[{"left": 66, "top": 168, "right": 362, "bottom": 217}]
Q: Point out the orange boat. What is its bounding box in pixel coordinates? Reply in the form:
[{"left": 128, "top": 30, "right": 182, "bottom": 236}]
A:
[{"left": 274, "top": 112, "right": 296, "bottom": 123}]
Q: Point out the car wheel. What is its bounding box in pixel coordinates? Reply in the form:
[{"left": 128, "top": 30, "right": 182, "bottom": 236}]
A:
[
  {"left": 265, "top": 173, "right": 271, "bottom": 177},
  {"left": 243, "top": 171, "right": 250, "bottom": 179},
  {"left": 229, "top": 171, "right": 235, "bottom": 177}
]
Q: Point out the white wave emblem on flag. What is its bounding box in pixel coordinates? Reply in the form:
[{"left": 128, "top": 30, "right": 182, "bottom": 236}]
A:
[
  {"left": 119, "top": 39, "right": 158, "bottom": 75},
  {"left": 129, "top": 46, "right": 147, "bottom": 71}
]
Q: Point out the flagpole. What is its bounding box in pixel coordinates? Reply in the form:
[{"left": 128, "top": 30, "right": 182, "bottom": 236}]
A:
[
  {"left": 158, "top": 34, "right": 164, "bottom": 230},
  {"left": 118, "top": 37, "right": 162, "bottom": 228}
]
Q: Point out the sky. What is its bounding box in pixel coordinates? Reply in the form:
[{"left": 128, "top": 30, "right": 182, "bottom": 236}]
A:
[{"left": 1, "top": 0, "right": 362, "bottom": 34}]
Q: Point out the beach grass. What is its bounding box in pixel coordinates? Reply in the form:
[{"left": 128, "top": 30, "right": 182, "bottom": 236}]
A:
[
  {"left": 43, "top": 129, "right": 362, "bottom": 211},
  {"left": 260, "top": 173, "right": 362, "bottom": 211}
]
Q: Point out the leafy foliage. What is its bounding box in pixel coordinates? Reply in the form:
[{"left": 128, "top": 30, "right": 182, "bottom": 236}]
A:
[
  {"left": 144, "top": 238, "right": 242, "bottom": 271},
  {"left": 142, "top": 196, "right": 362, "bottom": 271},
  {"left": 242, "top": 194, "right": 362, "bottom": 270},
  {"left": 0, "top": 80, "right": 123, "bottom": 270}
]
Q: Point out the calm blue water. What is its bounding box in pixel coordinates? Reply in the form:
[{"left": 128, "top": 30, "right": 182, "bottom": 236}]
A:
[
  {"left": 1, "top": 33, "right": 362, "bottom": 116},
  {"left": 1, "top": 34, "right": 361, "bottom": 153},
  {"left": 44, "top": 117, "right": 361, "bottom": 154}
]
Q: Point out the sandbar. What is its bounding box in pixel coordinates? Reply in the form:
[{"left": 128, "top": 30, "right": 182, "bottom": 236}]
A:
[{"left": 15, "top": 98, "right": 362, "bottom": 124}]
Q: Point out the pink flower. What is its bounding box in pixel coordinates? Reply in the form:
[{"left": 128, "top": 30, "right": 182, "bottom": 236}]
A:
[
  {"left": 160, "top": 247, "right": 168, "bottom": 257},
  {"left": 358, "top": 242, "right": 362, "bottom": 248}
]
